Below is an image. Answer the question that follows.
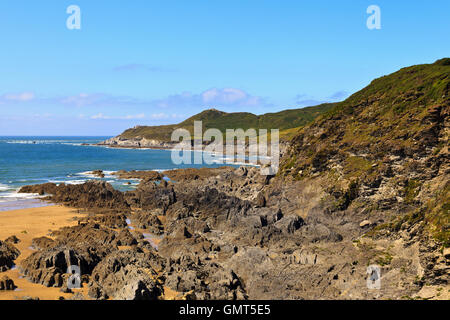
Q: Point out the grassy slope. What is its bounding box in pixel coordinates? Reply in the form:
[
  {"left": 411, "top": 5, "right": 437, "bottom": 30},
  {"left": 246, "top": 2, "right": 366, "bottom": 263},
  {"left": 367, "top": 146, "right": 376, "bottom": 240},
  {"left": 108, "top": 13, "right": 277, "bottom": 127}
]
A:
[
  {"left": 282, "top": 58, "right": 450, "bottom": 176},
  {"left": 118, "top": 103, "right": 335, "bottom": 141}
]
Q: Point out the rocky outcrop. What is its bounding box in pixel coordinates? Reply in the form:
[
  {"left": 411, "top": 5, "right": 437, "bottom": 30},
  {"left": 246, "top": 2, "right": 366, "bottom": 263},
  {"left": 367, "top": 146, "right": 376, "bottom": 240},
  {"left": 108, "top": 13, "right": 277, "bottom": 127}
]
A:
[
  {"left": 78, "top": 211, "right": 129, "bottom": 229},
  {"left": 112, "top": 170, "right": 162, "bottom": 181},
  {"left": 20, "top": 246, "right": 81, "bottom": 287},
  {"left": 0, "top": 240, "right": 20, "bottom": 272},
  {"left": 0, "top": 276, "right": 16, "bottom": 291},
  {"left": 18, "top": 182, "right": 58, "bottom": 195},
  {"left": 132, "top": 211, "right": 164, "bottom": 235},
  {"left": 114, "top": 228, "right": 138, "bottom": 246},
  {"left": 125, "top": 182, "right": 176, "bottom": 212},
  {"left": 5, "top": 235, "right": 20, "bottom": 244},
  {"left": 21, "top": 223, "right": 120, "bottom": 287},
  {"left": 20, "top": 181, "right": 130, "bottom": 210},
  {"left": 31, "top": 237, "right": 55, "bottom": 250},
  {"left": 88, "top": 249, "right": 164, "bottom": 300},
  {"left": 90, "top": 170, "right": 105, "bottom": 178}
]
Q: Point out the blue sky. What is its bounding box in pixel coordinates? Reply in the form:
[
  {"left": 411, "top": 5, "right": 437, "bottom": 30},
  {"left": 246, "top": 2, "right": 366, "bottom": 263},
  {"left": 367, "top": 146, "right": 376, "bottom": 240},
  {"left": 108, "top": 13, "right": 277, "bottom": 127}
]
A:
[{"left": 0, "top": 0, "right": 449, "bottom": 135}]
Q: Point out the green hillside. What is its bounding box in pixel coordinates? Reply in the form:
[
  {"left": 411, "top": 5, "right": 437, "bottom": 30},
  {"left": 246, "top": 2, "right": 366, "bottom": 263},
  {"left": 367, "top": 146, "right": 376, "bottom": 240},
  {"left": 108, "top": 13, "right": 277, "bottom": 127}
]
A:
[
  {"left": 118, "top": 103, "right": 335, "bottom": 141},
  {"left": 281, "top": 58, "right": 449, "bottom": 246}
]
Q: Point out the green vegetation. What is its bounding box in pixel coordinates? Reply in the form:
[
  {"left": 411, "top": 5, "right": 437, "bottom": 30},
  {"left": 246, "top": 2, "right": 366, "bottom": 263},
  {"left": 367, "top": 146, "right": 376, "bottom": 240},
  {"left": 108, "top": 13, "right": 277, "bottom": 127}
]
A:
[
  {"left": 367, "top": 183, "right": 449, "bottom": 248},
  {"left": 281, "top": 58, "right": 450, "bottom": 180},
  {"left": 374, "top": 251, "right": 394, "bottom": 266},
  {"left": 280, "top": 58, "right": 449, "bottom": 247},
  {"left": 426, "top": 184, "right": 450, "bottom": 247},
  {"left": 118, "top": 103, "right": 336, "bottom": 142},
  {"left": 404, "top": 179, "right": 422, "bottom": 203}
]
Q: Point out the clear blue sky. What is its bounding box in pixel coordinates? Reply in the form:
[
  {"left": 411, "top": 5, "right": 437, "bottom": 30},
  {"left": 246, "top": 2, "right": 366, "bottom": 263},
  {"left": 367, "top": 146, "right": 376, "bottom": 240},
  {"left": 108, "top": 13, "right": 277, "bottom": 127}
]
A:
[{"left": 0, "top": 0, "right": 448, "bottom": 135}]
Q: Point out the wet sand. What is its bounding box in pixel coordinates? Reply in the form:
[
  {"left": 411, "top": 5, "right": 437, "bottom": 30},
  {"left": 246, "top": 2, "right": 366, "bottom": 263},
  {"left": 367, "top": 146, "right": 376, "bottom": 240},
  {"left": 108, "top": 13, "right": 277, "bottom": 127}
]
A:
[{"left": 0, "top": 205, "right": 87, "bottom": 300}]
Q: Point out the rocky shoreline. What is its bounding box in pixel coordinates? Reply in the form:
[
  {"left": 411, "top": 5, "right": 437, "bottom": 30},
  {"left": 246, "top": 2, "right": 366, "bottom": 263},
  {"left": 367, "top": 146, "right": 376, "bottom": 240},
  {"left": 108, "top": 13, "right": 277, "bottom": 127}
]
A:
[
  {"left": 96, "top": 136, "right": 289, "bottom": 161},
  {"left": 1, "top": 163, "right": 447, "bottom": 300},
  {"left": 97, "top": 136, "right": 177, "bottom": 149}
]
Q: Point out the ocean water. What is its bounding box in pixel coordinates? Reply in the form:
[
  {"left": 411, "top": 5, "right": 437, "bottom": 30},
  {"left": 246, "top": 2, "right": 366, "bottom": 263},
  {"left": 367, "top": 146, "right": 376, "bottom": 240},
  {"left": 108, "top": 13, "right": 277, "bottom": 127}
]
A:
[{"left": 0, "top": 136, "right": 230, "bottom": 211}]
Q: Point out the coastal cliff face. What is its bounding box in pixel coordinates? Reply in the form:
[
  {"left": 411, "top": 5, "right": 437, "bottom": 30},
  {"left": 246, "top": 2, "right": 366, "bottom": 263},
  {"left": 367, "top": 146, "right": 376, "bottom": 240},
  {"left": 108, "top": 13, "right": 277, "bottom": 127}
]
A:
[{"left": 5, "top": 59, "right": 450, "bottom": 300}]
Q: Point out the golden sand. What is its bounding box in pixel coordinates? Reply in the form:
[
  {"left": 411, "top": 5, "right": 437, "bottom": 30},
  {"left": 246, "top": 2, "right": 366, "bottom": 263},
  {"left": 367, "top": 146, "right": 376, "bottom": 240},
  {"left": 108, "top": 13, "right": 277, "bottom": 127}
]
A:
[
  {"left": 0, "top": 205, "right": 87, "bottom": 300},
  {"left": 0, "top": 205, "right": 184, "bottom": 300}
]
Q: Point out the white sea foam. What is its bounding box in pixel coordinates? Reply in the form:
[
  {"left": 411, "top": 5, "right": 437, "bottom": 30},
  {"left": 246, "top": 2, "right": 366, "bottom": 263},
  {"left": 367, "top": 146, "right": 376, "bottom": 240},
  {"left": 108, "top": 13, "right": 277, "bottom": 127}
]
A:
[
  {"left": 76, "top": 170, "right": 115, "bottom": 179},
  {"left": 76, "top": 171, "right": 98, "bottom": 178},
  {"left": 0, "top": 191, "right": 45, "bottom": 203},
  {"left": 48, "top": 179, "right": 86, "bottom": 185},
  {"left": 152, "top": 168, "right": 178, "bottom": 173},
  {"left": 122, "top": 182, "right": 139, "bottom": 186},
  {"left": 0, "top": 183, "right": 11, "bottom": 191},
  {"left": 5, "top": 140, "right": 69, "bottom": 145}
]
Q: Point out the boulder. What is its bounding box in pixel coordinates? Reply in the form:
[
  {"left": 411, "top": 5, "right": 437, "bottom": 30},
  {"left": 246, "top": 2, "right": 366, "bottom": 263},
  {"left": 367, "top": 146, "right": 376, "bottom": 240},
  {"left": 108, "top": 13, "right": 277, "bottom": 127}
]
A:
[
  {"left": 0, "top": 276, "right": 16, "bottom": 291},
  {"left": 19, "top": 181, "right": 130, "bottom": 210},
  {"left": 274, "top": 215, "right": 305, "bottom": 234},
  {"left": 5, "top": 235, "right": 20, "bottom": 244},
  {"left": 255, "top": 192, "right": 266, "bottom": 207},
  {"left": 88, "top": 249, "right": 164, "bottom": 300},
  {"left": 0, "top": 240, "right": 20, "bottom": 272},
  {"left": 115, "top": 228, "right": 138, "bottom": 246},
  {"left": 31, "top": 236, "right": 55, "bottom": 250}
]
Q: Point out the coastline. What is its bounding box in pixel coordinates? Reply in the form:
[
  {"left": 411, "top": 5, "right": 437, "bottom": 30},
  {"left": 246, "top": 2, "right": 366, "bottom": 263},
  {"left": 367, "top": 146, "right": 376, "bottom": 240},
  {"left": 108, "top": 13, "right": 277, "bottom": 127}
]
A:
[
  {"left": 0, "top": 205, "right": 87, "bottom": 300},
  {"left": 94, "top": 141, "right": 284, "bottom": 168},
  {"left": 1, "top": 161, "right": 448, "bottom": 300}
]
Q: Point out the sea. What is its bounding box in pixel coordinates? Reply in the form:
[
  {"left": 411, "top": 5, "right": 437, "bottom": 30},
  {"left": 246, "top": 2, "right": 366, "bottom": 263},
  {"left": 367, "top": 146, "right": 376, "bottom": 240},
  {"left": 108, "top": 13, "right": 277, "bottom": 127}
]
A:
[{"left": 0, "top": 136, "right": 234, "bottom": 211}]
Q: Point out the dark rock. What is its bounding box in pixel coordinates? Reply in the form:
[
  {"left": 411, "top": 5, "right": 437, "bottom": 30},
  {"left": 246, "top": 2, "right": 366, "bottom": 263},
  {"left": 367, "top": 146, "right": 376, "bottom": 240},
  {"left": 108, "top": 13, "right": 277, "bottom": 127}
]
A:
[
  {"left": 0, "top": 240, "right": 20, "bottom": 272},
  {"left": 20, "top": 181, "right": 130, "bottom": 210},
  {"left": 88, "top": 249, "right": 164, "bottom": 300},
  {"left": 113, "top": 170, "right": 162, "bottom": 181},
  {"left": 255, "top": 192, "right": 266, "bottom": 207},
  {"left": 115, "top": 228, "right": 138, "bottom": 246},
  {"left": 274, "top": 215, "right": 305, "bottom": 234},
  {"left": 5, "top": 235, "right": 20, "bottom": 244},
  {"left": 91, "top": 170, "right": 105, "bottom": 178},
  {"left": 18, "top": 182, "right": 58, "bottom": 195},
  {"left": 0, "top": 276, "right": 16, "bottom": 290},
  {"left": 31, "top": 236, "right": 55, "bottom": 250}
]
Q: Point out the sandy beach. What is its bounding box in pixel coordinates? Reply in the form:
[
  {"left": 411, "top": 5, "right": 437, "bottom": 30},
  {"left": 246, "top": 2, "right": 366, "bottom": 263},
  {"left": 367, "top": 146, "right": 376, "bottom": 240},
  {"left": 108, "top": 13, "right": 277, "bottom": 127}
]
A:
[{"left": 0, "top": 205, "right": 87, "bottom": 300}]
